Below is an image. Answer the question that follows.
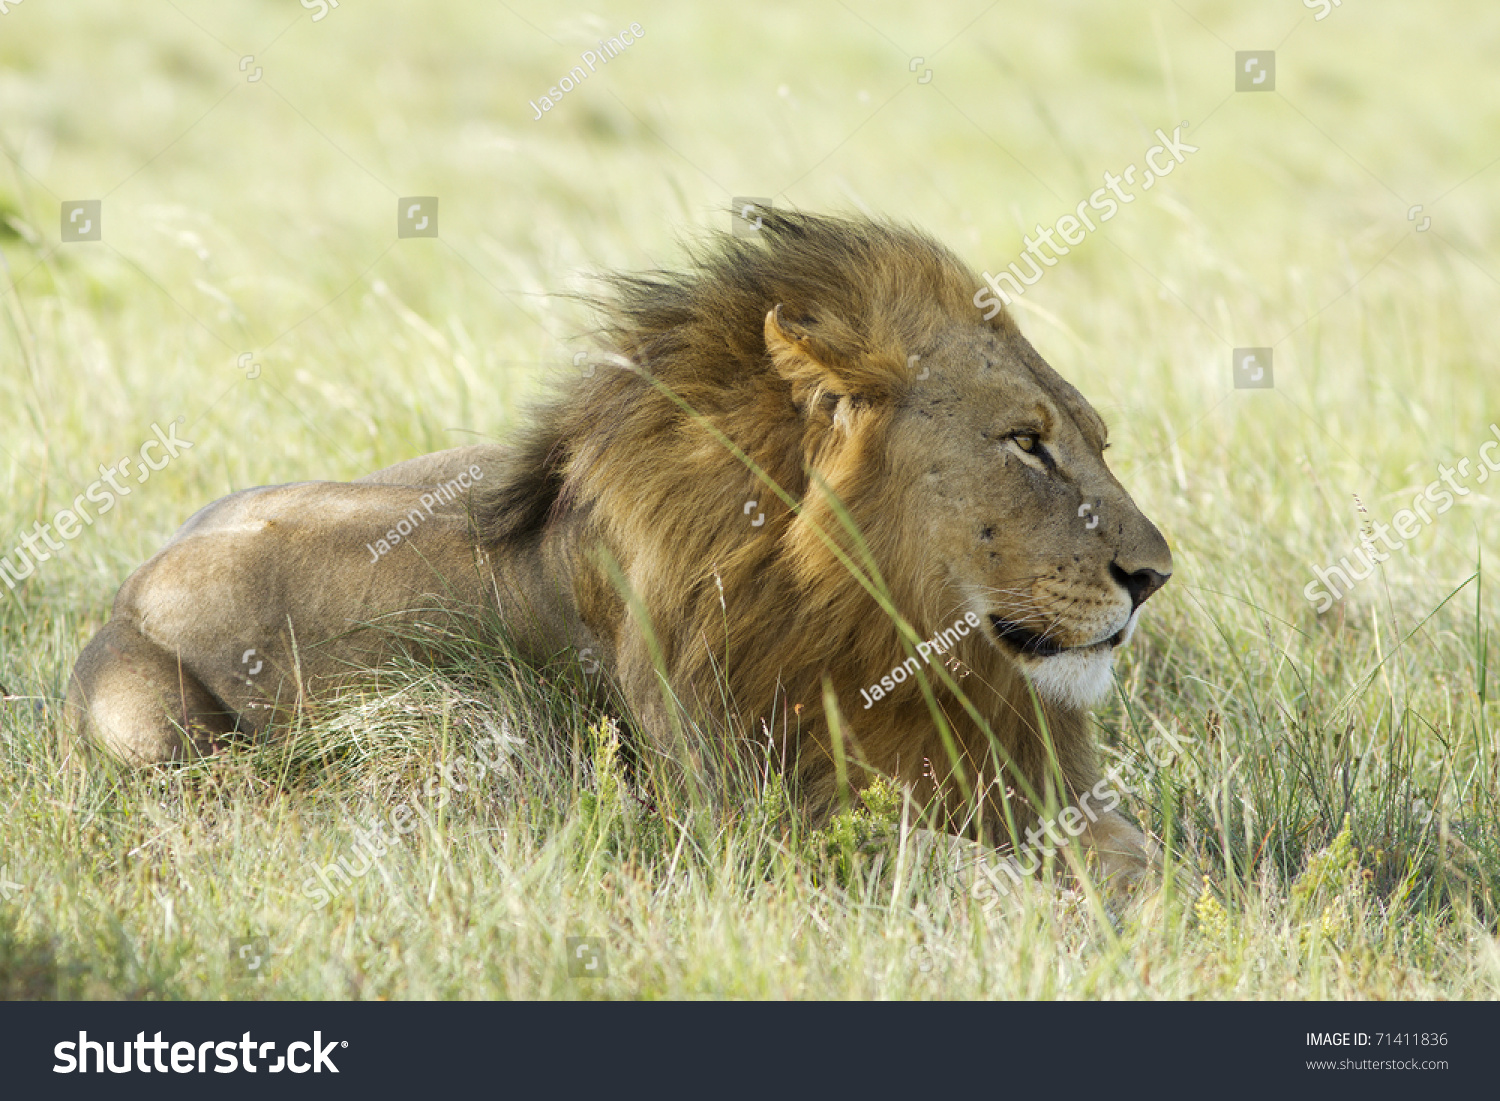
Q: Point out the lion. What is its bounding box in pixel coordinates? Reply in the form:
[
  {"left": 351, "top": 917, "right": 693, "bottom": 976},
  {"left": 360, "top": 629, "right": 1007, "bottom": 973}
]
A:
[{"left": 67, "top": 211, "right": 1172, "bottom": 891}]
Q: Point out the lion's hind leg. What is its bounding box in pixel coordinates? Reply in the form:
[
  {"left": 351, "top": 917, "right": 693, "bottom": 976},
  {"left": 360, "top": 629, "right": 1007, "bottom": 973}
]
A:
[{"left": 66, "top": 618, "right": 237, "bottom": 766}]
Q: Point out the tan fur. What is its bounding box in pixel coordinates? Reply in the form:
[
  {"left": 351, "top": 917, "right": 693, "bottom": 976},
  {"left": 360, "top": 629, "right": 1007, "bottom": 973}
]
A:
[{"left": 68, "top": 212, "right": 1172, "bottom": 890}]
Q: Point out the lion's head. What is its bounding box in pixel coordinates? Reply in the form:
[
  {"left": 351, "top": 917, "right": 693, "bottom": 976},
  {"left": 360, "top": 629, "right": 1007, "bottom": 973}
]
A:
[
  {"left": 488, "top": 209, "right": 1173, "bottom": 834},
  {"left": 763, "top": 298, "right": 1171, "bottom": 711},
  {"left": 731, "top": 217, "right": 1170, "bottom": 720}
]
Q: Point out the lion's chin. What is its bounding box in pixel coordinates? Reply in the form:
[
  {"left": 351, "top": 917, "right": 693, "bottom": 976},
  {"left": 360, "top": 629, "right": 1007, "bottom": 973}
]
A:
[
  {"left": 989, "top": 607, "right": 1140, "bottom": 710},
  {"left": 1017, "top": 647, "right": 1117, "bottom": 710}
]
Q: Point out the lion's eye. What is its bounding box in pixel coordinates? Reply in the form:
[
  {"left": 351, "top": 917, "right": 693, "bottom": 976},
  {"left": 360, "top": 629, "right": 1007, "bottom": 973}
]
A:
[{"left": 1012, "top": 433, "right": 1039, "bottom": 453}]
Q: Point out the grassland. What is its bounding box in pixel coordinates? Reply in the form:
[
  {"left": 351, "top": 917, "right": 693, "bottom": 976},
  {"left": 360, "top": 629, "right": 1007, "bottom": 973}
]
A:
[{"left": 1, "top": 0, "right": 1498, "bottom": 999}]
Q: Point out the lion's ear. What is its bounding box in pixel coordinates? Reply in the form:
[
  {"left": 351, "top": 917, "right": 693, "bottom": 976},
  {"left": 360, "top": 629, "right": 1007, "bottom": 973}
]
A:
[{"left": 764, "top": 304, "right": 900, "bottom": 406}]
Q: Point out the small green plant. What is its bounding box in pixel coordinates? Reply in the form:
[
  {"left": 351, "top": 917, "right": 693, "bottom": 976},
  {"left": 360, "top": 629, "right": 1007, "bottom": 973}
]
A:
[{"left": 811, "top": 777, "right": 905, "bottom": 886}]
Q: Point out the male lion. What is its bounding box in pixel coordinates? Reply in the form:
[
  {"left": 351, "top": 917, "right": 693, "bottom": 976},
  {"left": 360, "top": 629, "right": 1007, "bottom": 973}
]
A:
[{"left": 68, "top": 211, "right": 1172, "bottom": 890}]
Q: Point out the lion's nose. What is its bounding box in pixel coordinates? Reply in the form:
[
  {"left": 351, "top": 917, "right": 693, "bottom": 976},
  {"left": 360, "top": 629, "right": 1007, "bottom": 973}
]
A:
[{"left": 1110, "top": 562, "right": 1170, "bottom": 609}]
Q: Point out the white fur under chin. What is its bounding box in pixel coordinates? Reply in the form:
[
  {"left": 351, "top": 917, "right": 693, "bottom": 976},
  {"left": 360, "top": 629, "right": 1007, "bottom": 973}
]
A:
[
  {"left": 1023, "top": 647, "right": 1117, "bottom": 709},
  {"left": 1019, "top": 608, "right": 1141, "bottom": 710}
]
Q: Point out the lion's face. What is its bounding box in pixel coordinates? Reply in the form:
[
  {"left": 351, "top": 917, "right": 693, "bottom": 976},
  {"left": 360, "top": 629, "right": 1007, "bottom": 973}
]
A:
[{"left": 885, "top": 322, "right": 1172, "bottom": 709}]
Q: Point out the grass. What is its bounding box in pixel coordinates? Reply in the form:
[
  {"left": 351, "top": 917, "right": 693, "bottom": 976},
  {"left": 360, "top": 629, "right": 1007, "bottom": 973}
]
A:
[{"left": 2, "top": 0, "right": 1499, "bottom": 999}]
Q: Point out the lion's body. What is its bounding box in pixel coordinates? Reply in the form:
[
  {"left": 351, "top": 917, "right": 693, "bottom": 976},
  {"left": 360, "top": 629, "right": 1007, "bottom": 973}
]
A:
[
  {"left": 66, "top": 445, "right": 577, "bottom": 762},
  {"left": 68, "top": 212, "right": 1172, "bottom": 889}
]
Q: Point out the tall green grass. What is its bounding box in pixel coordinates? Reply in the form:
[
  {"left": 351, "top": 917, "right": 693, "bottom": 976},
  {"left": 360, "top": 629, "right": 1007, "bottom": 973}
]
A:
[{"left": 2, "top": 0, "right": 1498, "bottom": 998}]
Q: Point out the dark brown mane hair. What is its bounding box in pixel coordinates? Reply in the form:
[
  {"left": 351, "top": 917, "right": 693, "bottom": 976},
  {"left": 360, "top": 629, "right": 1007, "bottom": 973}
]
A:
[
  {"left": 477, "top": 210, "right": 1071, "bottom": 832},
  {"left": 481, "top": 210, "right": 1010, "bottom": 545}
]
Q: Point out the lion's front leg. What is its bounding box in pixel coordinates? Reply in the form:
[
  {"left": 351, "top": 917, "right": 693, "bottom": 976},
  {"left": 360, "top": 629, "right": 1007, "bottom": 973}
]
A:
[{"left": 1077, "top": 808, "right": 1158, "bottom": 894}]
